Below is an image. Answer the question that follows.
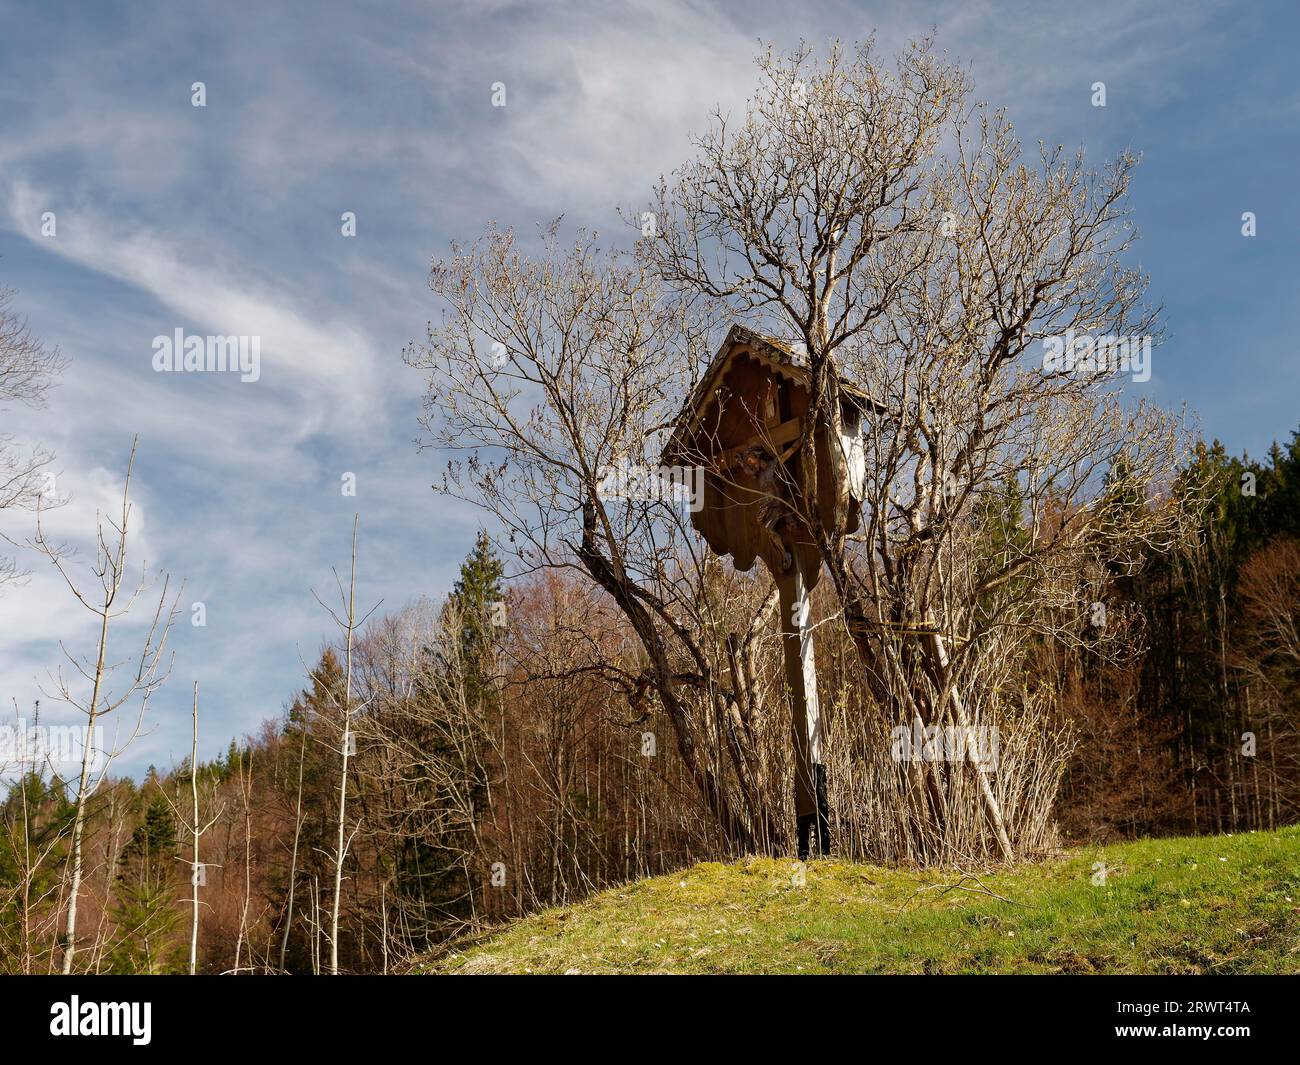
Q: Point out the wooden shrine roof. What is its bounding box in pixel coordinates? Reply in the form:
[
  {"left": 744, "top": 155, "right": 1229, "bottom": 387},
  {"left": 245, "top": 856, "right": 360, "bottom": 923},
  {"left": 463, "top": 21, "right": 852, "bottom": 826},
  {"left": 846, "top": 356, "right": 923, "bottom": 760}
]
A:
[{"left": 662, "top": 323, "right": 887, "bottom": 467}]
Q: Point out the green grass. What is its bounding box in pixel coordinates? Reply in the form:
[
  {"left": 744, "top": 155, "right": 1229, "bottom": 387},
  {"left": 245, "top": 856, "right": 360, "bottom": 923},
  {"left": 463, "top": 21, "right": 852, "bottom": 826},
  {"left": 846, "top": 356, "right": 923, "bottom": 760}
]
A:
[{"left": 418, "top": 826, "right": 1300, "bottom": 974}]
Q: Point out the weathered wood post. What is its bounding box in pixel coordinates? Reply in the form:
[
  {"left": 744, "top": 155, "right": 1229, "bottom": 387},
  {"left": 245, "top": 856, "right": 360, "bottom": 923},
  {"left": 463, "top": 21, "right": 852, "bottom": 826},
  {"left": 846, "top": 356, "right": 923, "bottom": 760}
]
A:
[
  {"left": 777, "top": 553, "right": 829, "bottom": 859},
  {"left": 664, "top": 324, "right": 878, "bottom": 858}
]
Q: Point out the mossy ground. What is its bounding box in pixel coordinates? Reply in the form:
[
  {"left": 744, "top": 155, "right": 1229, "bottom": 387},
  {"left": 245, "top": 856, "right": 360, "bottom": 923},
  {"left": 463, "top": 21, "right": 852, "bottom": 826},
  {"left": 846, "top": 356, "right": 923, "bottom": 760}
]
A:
[{"left": 417, "top": 826, "right": 1300, "bottom": 974}]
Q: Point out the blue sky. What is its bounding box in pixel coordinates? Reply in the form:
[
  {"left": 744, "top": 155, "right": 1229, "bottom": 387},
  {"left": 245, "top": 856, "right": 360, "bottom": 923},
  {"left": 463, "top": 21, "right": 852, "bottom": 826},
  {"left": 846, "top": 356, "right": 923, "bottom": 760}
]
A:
[{"left": 0, "top": 0, "right": 1296, "bottom": 777}]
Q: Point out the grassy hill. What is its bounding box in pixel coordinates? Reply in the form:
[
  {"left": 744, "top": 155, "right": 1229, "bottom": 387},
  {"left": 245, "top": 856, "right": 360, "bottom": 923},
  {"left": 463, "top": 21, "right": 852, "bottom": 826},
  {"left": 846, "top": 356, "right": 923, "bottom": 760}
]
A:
[{"left": 419, "top": 826, "right": 1300, "bottom": 974}]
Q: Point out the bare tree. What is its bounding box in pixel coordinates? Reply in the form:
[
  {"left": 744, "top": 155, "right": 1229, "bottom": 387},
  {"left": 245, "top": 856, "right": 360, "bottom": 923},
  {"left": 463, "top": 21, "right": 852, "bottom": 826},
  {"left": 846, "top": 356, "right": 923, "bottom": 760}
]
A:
[
  {"left": 232, "top": 746, "right": 254, "bottom": 972},
  {"left": 312, "top": 515, "right": 378, "bottom": 974},
  {"left": 1234, "top": 536, "right": 1300, "bottom": 820},
  {"left": 408, "top": 224, "right": 793, "bottom": 852},
  {"left": 163, "top": 681, "right": 224, "bottom": 975},
  {"left": 0, "top": 286, "right": 67, "bottom": 588},
  {"left": 647, "top": 38, "right": 1196, "bottom": 860},
  {"left": 278, "top": 718, "right": 309, "bottom": 972},
  {"left": 0, "top": 700, "right": 74, "bottom": 973},
  {"left": 351, "top": 596, "right": 494, "bottom": 947},
  {"left": 28, "top": 437, "right": 180, "bottom": 972},
  {"left": 188, "top": 684, "right": 203, "bottom": 975}
]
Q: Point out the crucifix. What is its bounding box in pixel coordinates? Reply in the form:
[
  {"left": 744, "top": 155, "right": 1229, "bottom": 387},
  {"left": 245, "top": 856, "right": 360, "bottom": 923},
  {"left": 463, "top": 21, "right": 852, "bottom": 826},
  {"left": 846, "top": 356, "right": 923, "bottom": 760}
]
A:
[{"left": 663, "top": 324, "right": 878, "bottom": 859}]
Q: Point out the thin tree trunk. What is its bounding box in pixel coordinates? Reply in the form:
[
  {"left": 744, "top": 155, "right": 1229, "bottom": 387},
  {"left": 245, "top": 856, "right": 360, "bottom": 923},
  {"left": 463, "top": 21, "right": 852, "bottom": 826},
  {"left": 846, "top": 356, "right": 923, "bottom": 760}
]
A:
[
  {"left": 18, "top": 703, "right": 36, "bottom": 975},
  {"left": 61, "top": 601, "right": 112, "bottom": 974},
  {"left": 279, "top": 723, "right": 308, "bottom": 972},
  {"left": 92, "top": 791, "right": 123, "bottom": 973},
  {"left": 929, "top": 630, "right": 1014, "bottom": 863},
  {"left": 190, "top": 682, "right": 201, "bottom": 975},
  {"left": 329, "top": 514, "right": 360, "bottom": 975},
  {"left": 234, "top": 750, "right": 253, "bottom": 973}
]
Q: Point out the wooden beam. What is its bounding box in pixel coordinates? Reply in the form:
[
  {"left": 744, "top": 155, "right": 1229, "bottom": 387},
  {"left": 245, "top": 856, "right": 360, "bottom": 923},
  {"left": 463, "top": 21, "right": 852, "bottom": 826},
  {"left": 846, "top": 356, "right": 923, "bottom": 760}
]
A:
[{"left": 777, "top": 554, "right": 824, "bottom": 827}]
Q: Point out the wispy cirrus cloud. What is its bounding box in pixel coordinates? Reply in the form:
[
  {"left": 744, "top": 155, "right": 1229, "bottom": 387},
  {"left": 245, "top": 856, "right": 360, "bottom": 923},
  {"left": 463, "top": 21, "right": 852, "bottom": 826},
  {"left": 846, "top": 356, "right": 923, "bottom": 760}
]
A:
[
  {"left": 5, "top": 180, "right": 384, "bottom": 432},
  {"left": 0, "top": 0, "right": 1293, "bottom": 776}
]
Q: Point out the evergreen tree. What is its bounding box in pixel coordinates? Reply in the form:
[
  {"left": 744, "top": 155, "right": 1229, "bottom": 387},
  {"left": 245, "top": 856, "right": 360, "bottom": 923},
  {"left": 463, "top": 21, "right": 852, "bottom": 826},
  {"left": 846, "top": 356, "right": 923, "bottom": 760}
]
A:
[
  {"left": 106, "top": 794, "right": 184, "bottom": 974},
  {"left": 0, "top": 770, "right": 73, "bottom": 969},
  {"left": 389, "top": 533, "right": 504, "bottom": 946},
  {"left": 448, "top": 529, "right": 507, "bottom": 672}
]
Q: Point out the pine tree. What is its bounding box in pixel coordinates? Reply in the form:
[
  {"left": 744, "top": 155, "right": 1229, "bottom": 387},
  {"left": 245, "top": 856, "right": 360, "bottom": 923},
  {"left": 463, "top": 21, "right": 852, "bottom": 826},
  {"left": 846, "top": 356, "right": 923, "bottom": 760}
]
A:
[
  {"left": 0, "top": 770, "right": 74, "bottom": 970},
  {"left": 448, "top": 529, "right": 506, "bottom": 672},
  {"left": 106, "top": 794, "right": 184, "bottom": 974},
  {"left": 388, "top": 533, "right": 504, "bottom": 946}
]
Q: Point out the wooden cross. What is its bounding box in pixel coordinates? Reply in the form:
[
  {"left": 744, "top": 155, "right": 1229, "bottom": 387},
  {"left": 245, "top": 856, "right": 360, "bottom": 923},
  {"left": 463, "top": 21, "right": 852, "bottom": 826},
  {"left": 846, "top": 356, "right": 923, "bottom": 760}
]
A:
[{"left": 663, "top": 324, "right": 880, "bottom": 858}]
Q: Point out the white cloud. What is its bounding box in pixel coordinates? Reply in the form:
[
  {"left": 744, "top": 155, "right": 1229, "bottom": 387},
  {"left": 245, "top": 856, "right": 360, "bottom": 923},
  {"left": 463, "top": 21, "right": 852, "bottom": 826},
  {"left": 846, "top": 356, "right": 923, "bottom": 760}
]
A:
[
  {"left": 0, "top": 458, "right": 168, "bottom": 718},
  {"left": 5, "top": 180, "right": 386, "bottom": 433}
]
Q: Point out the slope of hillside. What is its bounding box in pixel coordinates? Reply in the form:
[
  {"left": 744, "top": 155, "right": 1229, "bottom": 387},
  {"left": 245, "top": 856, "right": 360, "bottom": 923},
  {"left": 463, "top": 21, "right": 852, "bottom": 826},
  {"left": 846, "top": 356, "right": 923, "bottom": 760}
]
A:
[{"left": 419, "top": 827, "right": 1300, "bottom": 974}]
